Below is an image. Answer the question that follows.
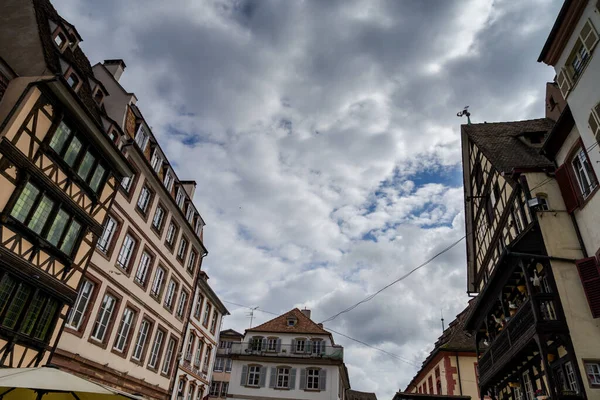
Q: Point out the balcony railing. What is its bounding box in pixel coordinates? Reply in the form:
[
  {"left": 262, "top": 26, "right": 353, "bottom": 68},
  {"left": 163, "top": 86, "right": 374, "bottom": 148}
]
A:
[
  {"left": 229, "top": 343, "right": 343, "bottom": 360},
  {"left": 478, "top": 294, "right": 567, "bottom": 387},
  {"left": 217, "top": 347, "right": 232, "bottom": 355}
]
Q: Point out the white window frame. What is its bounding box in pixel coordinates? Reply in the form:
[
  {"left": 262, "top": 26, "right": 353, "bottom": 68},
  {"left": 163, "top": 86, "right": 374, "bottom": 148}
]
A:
[
  {"left": 203, "top": 304, "right": 212, "bottom": 326},
  {"left": 203, "top": 346, "right": 212, "bottom": 371},
  {"left": 277, "top": 367, "right": 290, "bottom": 389},
  {"left": 164, "top": 280, "right": 177, "bottom": 309},
  {"left": 150, "top": 266, "right": 165, "bottom": 297},
  {"left": 148, "top": 329, "right": 164, "bottom": 368},
  {"left": 117, "top": 234, "right": 136, "bottom": 270},
  {"left": 295, "top": 339, "right": 305, "bottom": 353},
  {"left": 121, "top": 174, "right": 134, "bottom": 193},
  {"left": 166, "top": 222, "right": 177, "bottom": 246},
  {"left": 66, "top": 279, "right": 94, "bottom": 330},
  {"left": 214, "top": 357, "right": 224, "bottom": 372},
  {"left": 113, "top": 307, "right": 135, "bottom": 353},
  {"left": 176, "top": 291, "right": 188, "bottom": 318},
  {"left": 137, "top": 186, "right": 151, "bottom": 213},
  {"left": 210, "top": 312, "right": 218, "bottom": 333},
  {"left": 186, "top": 204, "right": 194, "bottom": 223},
  {"left": 267, "top": 338, "right": 277, "bottom": 352},
  {"left": 522, "top": 371, "right": 534, "bottom": 400},
  {"left": 152, "top": 205, "right": 165, "bottom": 230},
  {"left": 150, "top": 149, "right": 163, "bottom": 173},
  {"left": 247, "top": 365, "right": 261, "bottom": 386},
  {"left": 572, "top": 147, "right": 597, "bottom": 199},
  {"left": 586, "top": 362, "right": 600, "bottom": 386},
  {"left": 164, "top": 169, "right": 173, "bottom": 192},
  {"left": 162, "top": 337, "right": 176, "bottom": 375},
  {"left": 307, "top": 368, "right": 320, "bottom": 390},
  {"left": 91, "top": 293, "right": 116, "bottom": 342},
  {"left": 132, "top": 319, "right": 150, "bottom": 361},
  {"left": 225, "top": 358, "right": 232, "bottom": 372},
  {"left": 565, "top": 361, "right": 579, "bottom": 392},
  {"left": 97, "top": 215, "right": 117, "bottom": 253},
  {"left": 134, "top": 125, "right": 149, "bottom": 151},
  {"left": 220, "top": 382, "right": 229, "bottom": 397},
  {"left": 178, "top": 238, "right": 187, "bottom": 260},
  {"left": 311, "top": 339, "right": 322, "bottom": 354},
  {"left": 194, "top": 341, "right": 203, "bottom": 366},
  {"left": 135, "top": 251, "right": 152, "bottom": 286},
  {"left": 176, "top": 188, "right": 185, "bottom": 209}
]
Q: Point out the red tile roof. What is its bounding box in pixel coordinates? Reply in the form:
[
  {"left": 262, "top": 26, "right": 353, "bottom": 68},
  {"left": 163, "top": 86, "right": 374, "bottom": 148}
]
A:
[{"left": 246, "top": 308, "right": 331, "bottom": 336}]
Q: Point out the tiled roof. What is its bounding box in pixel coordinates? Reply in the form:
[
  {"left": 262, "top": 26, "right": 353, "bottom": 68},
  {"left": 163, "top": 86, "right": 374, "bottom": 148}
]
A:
[
  {"left": 405, "top": 301, "right": 476, "bottom": 391},
  {"left": 462, "top": 118, "right": 555, "bottom": 174},
  {"left": 246, "top": 308, "right": 331, "bottom": 336},
  {"left": 220, "top": 329, "right": 244, "bottom": 338},
  {"left": 347, "top": 390, "right": 378, "bottom": 400},
  {"left": 33, "top": 0, "right": 101, "bottom": 123}
]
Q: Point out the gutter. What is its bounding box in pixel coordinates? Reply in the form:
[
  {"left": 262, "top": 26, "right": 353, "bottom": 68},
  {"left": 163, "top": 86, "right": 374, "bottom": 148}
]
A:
[{"left": 455, "top": 353, "right": 463, "bottom": 396}]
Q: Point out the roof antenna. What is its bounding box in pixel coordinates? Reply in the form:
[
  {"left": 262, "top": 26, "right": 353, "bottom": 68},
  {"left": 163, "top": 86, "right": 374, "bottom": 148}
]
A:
[
  {"left": 441, "top": 309, "right": 445, "bottom": 332},
  {"left": 457, "top": 106, "right": 471, "bottom": 125},
  {"left": 246, "top": 306, "right": 259, "bottom": 328}
]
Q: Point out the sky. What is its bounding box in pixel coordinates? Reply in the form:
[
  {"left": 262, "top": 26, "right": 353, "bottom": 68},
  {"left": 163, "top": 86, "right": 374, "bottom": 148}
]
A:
[{"left": 54, "top": 0, "right": 562, "bottom": 398}]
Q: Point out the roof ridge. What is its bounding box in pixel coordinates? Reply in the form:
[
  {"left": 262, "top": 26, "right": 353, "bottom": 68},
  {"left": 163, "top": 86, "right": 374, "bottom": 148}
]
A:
[{"left": 246, "top": 308, "right": 330, "bottom": 335}]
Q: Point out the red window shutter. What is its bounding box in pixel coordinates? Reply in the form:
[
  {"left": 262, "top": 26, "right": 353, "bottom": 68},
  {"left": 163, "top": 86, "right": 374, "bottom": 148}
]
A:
[
  {"left": 555, "top": 164, "right": 580, "bottom": 213},
  {"left": 576, "top": 257, "right": 600, "bottom": 318}
]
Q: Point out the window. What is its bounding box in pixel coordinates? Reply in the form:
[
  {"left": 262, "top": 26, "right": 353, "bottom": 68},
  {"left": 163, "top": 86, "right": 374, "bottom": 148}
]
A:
[
  {"left": 311, "top": 339, "right": 324, "bottom": 354},
  {"left": 203, "top": 346, "right": 212, "bottom": 371},
  {"left": 194, "top": 293, "right": 204, "bottom": 319},
  {"left": 93, "top": 87, "right": 104, "bottom": 105},
  {"left": 247, "top": 365, "right": 261, "bottom": 386},
  {"left": 132, "top": 319, "right": 151, "bottom": 361},
  {"left": 164, "top": 169, "right": 173, "bottom": 191},
  {"left": 250, "top": 336, "right": 264, "bottom": 352},
  {"left": 187, "top": 385, "right": 196, "bottom": 400},
  {"left": 66, "top": 279, "right": 95, "bottom": 330},
  {"left": 152, "top": 205, "right": 165, "bottom": 232},
  {"left": 287, "top": 318, "right": 296, "bottom": 327},
  {"left": 177, "top": 237, "right": 188, "bottom": 261},
  {"left": 161, "top": 337, "right": 176, "bottom": 375},
  {"left": 121, "top": 175, "right": 134, "bottom": 193},
  {"left": 176, "top": 188, "right": 185, "bottom": 209},
  {"left": 21, "top": 292, "right": 57, "bottom": 341},
  {"left": 113, "top": 307, "right": 135, "bottom": 353},
  {"left": 214, "top": 357, "right": 224, "bottom": 372},
  {"left": 267, "top": 338, "right": 278, "bottom": 352},
  {"left": 150, "top": 150, "right": 163, "bottom": 173},
  {"left": 186, "top": 204, "right": 194, "bottom": 223},
  {"left": 134, "top": 251, "right": 152, "bottom": 286},
  {"left": 226, "top": 358, "right": 232, "bottom": 372},
  {"left": 53, "top": 30, "right": 67, "bottom": 49},
  {"left": 150, "top": 267, "right": 165, "bottom": 298},
  {"left": 307, "top": 368, "right": 320, "bottom": 390},
  {"left": 91, "top": 293, "right": 117, "bottom": 342},
  {"left": 210, "top": 311, "right": 218, "bottom": 333},
  {"left": 571, "top": 147, "right": 597, "bottom": 199},
  {"left": 137, "top": 186, "right": 153, "bottom": 214},
  {"left": 148, "top": 329, "right": 165, "bottom": 368},
  {"left": 514, "top": 386, "right": 523, "bottom": 400},
  {"left": 210, "top": 381, "right": 220, "bottom": 397},
  {"left": 195, "top": 218, "right": 203, "bottom": 235},
  {"left": 194, "top": 341, "right": 203, "bottom": 366},
  {"left": 277, "top": 367, "right": 290, "bottom": 388},
  {"left": 176, "top": 290, "right": 188, "bottom": 318},
  {"left": 134, "top": 125, "right": 149, "bottom": 151},
  {"left": 187, "top": 250, "right": 197, "bottom": 274},
  {"left": 66, "top": 70, "right": 80, "bottom": 89},
  {"left": 9, "top": 182, "right": 83, "bottom": 255},
  {"left": 295, "top": 339, "right": 305, "bottom": 353},
  {"left": 522, "top": 371, "right": 534, "bottom": 400},
  {"left": 97, "top": 215, "right": 118, "bottom": 253},
  {"left": 185, "top": 333, "right": 195, "bottom": 361},
  {"left": 117, "top": 234, "right": 137, "bottom": 271},
  {"left": 164, "top": 280, "right": 177, "bottom": 310},
  {"left": 565, "top": 361, "right": 579, "bottom": 392},
  {"left": 203, "top": 304, "right": 212, "bottom": 327},
  {"left": 585, "top": 362, "right": 600, "bottom": 386},
  {"left": 220, "top": 382, "right": 229, "bottom": 397},
  {"left": 166, "top": 221, "right": 178, "bottom": 248}
]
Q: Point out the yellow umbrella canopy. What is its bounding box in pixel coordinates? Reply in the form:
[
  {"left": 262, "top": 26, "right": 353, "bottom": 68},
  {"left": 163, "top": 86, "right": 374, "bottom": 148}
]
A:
[{"left": 0, "top": 367, "right": 144, "bottom": 400}]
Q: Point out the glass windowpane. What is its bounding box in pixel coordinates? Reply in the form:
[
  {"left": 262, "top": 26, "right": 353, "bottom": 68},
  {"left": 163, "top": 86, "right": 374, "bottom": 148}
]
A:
[
  {"left": 49, "top": 122, "right": 71, "bottom": 153},
  {"left": 63, "top": 136, "right": 82, "bottom": 167},
  {"left": 89, "top": 164, "right": 106, "bottom": 192},
  {"left": 11, "top": 183, "right": 40, "bottom": 223},
  {"left": 27, "top": 195, "right": 55, "bottom": 234},
  {"left": 60, "top": 220, "right": 82, "bottom": 255}
]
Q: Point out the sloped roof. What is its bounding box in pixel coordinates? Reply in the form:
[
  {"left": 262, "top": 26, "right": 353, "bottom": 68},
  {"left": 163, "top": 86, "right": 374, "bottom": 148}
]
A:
[
  {"left": 461, "top": 118, "right": 555, "bottom": 174},
  {"left": 247, "top": 308, "right": 331, "bottom": 336},
  {"left": 405, "top": 301, "right": 476, "bottom": 391},
  {"left": 347, "top": 390, "right": 378, "bottom": 400},
  {"left": 220, "top": 329, "right": 244, "bottom": 338}
]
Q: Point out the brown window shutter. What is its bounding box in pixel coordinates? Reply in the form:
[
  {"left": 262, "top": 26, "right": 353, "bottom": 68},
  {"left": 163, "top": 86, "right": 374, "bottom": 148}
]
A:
[
  {"left": 555, "top": 164, "right": 580, "bottom": 213},
  {"left": 576, "top": 257, "right": 600, "bottom": 318}
]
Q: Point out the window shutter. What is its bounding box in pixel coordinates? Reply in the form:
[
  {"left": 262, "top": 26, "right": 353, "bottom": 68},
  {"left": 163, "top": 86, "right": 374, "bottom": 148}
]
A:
[
  {"left": 319, "top": 369, "right": 327, "bottom": 391},
  {"left": 557, "top": 69, "right": 572, "bottom": 99},
  {"left": 299, "top": 369, "right": 306, "bottom": 390},
  {"left": 241, "top": 365, "right": 248, "bottom": 385},
  {"left": 291, "top": 339, "right": 296, "bottom": 352},
  {"left": 269, "top": 367, "right": 277, "bottom": 388},
  {"left": 321, "top": 342, "right": 326, "bottom": 354},
  {"left": 555, "top": 164, "right": 580, "bottom": 213},
  {"left": 306, "top": 340, "right": 312, "bottom": 353},
  {"left": 590, "top": 104, "right": 600, "bottom": 143},
  {"left": 290, "top": 368, "right": 297, "bottom": 389},
  {"left": 276, "top": 338, "right": 282, "bottom": 352},
  {"left": 576, "top": 257, "right": 600, "bottom": 318},
  {"left": 580, "top": 19, "right": 599, "bottom": 53},
  {"left": 247, "top": 337, "right": 254, "bottom": 350},
  {"left": 259, "top": 367, "right": 267, "bottom": 387},
  {"left": 261, "top": 338, "right": 267, "bottom": 351}
]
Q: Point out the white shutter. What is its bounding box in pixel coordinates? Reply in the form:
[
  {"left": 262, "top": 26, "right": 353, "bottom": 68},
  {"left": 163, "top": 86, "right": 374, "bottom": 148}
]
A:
[
  {"left": 319, "top": 369, "right": 327, "bottom": 391},
  {"left": 580, "top": 19, "right": 599, "bottom": 53},
  {"left": 557, "top": 69, "right": 572, "bottom": 99},
  {"left": 589, "top": 104, "right": 600, "bottom": 143}
]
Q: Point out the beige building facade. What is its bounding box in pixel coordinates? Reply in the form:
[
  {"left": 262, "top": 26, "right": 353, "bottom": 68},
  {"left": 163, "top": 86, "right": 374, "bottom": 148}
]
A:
[{"left": 210, "top": 329, "right": 244, "bottom": 399}]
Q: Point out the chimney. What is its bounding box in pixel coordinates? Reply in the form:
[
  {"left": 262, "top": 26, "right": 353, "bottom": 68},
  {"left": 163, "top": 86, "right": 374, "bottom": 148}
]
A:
[
  {"left": 180, "top": 180, "right": 197, "bottom": 200},
  {"left": 301, "top": 308, "right": 311, "bottom": 320},
  {"left": 103, "top": 59, "right": 127, "bottom": 82},
  {"left": 317, "top": 323, "right": 323, "bottom": 328}
]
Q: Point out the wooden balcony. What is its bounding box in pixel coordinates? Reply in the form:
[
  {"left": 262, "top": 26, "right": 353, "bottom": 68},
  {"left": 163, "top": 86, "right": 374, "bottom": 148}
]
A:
[{"left": 477, "top": 294, "right": 568, "bottom": 388}]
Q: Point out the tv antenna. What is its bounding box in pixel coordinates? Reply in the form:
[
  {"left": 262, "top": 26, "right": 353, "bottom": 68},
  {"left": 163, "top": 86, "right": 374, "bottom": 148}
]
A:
[
  {"left": 457, "top": 106, "right": 472, "bottom": 125},
  {"left": 441, "top": 309, "right": 445, "bottom": 332},
  {"left": 246, "top": 306, "right": 259, "bottom": 328}
]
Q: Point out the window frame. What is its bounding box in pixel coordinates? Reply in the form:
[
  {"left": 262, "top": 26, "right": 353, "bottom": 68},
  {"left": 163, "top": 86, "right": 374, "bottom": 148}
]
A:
[
  {"left": 52, "top": 27, "right": 69, "bottom": 52},
  {"left": 130, "top": 315, "right": 155, "bottom": 365},
  {"left": 151, "top": 202, "right": 167, "bottom": 237},
  {"left": 203, "top": 303, "right": 212, "bottom": 327},
  {"left": 276, "top": 366, "right": 291, "bottom": 389},
  {"left": 64, "top": 67, "right": 82, "bottom": 92},
  {"left": 64, "top": 274, "right": 101, "bottom": 337},
  {"left": 566, "top": 140, "right": 599, "bottom": 207},
  {"left": 88, "top": 287, "right": 122, "bottom": 349},
  {"left": 111, "top": 302, "right": 140, "bottom": 358},
  {"left": 165, "top": 220, "right": 179, "bottom": 252},
  {"left": 163, "top": 278, "right": 179, "bottom": 312},
  {"left": 136, "top": 183, "right": 155, "bottom": 220},
  {"left": 96, "top": 213, "right": 120, "bottom": 258},
  {"left": 194, "top": 293, "right": 204, "bottom": 320},
  {"left": 187, "top": 249, "right": 198, "bottom": 275},
  {"left": 118, "top": 159, "right": 139, "bottom": 201},
  {"left": 150, "top": 265, "right": 167, "bottom": 301},
  {"left": 115, "top": 230, "right": 139, "bottom": 275},
  {"left": 147, "top": 325, "right": 167, "bottom": 372},
  {"left": 306, "top": 368, "right": 320, "bottom": 390},
  {"left": 160, "top": 335, "right": 178, "bottom": 378},
  {"left": 584, "top": 360, "right": 600, "bottom": 388},
  {"left": 134, "top": 248, "right": 155, "bottom": 290},
  {"left": 177, "top": 235, "right": 189, "bottom": 264},
  {"left": 176, "top": 289, "right": 189, "bottom": 320}
]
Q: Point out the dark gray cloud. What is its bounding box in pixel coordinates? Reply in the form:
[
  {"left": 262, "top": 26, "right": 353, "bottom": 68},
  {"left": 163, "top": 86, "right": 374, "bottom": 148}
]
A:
[{"left": 54, "top": 0, "right": 562, "bottom": 397}]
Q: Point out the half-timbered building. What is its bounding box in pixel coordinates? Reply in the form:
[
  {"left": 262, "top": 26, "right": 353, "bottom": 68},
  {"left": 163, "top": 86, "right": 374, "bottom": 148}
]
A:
[
  {"left": 0, "top": 0, "right": 132, "bottom": 369},
  {"left": 460, "top": 112, "right": 600, "bottom": 400}
]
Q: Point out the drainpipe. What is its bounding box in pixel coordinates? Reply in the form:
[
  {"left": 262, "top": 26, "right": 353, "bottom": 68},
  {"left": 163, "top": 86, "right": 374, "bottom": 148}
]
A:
[{"left": 455, "top": 353, "right": 463, "bottom": 396}]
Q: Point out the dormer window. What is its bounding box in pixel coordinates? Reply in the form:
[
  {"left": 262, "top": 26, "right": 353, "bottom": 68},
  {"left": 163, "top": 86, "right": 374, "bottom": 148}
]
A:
[
  {"left": 186, "top": 204, "right": 194, "bottom": 223},
  {"left": 54, "top": 30, "right": 67, "bottom": 50},
  {"left": 150, "top": 149, "right": 163, "bottom": 173},
  {"left": 194, "top": 218, "right": 203, "bottom": 235},
  {"left": 93, "top": 87, "right": 104, "bottom": 105},
  {"left": 176, "top": 188, "right": 185, "bottom": 209},
  {"left": 64, "top": 69, "right": 81, "bottom": 91},
  {"left": 134, "top": 125, "right": 149, "bottom": 151},
  {"left": 287, "top": 317, "right": 297, "bottom": 327}
]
